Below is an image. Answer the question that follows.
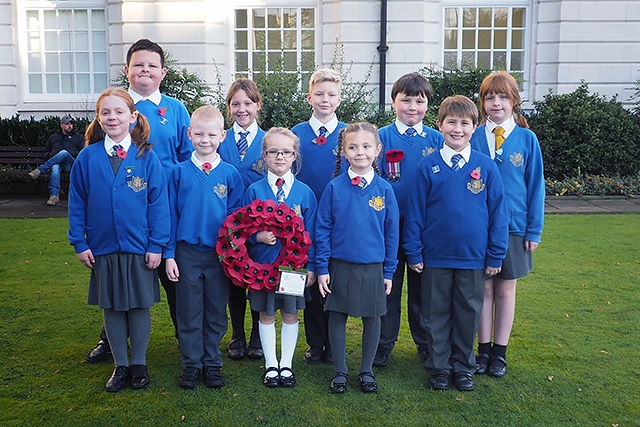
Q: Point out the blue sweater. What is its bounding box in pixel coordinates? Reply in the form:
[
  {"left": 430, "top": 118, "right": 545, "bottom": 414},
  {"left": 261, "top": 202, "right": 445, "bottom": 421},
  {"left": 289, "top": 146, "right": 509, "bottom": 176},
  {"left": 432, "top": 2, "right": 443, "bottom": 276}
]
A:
[
  {"left": 243, "top": 178, "right": 318, "bottom": 272},
  {"left": 315, "top": 173, "right": 400, "bottom": 279},
  {"left": 165, "top": 160, "right": 244, "bottom": 258},
  {"left": 292, "top": 121, "right": 348, "bottom": 200},
  {"left": 218, "top": 126, "right": 267, "bottom": 189},
  {"left": 68, "top": 142, "right": 170, "bottom": 256},
  {"left": 378, "top": 123, "right": 443, "bottom": 214},
  {"left": 403, "top": 150, "right": 509, "bottom": 270},
  {"left": 470, "top": 124, "right": 545, "bottom": 242},
  {"left": 135, "top": 95, "right": 192, "bottom": 177}
]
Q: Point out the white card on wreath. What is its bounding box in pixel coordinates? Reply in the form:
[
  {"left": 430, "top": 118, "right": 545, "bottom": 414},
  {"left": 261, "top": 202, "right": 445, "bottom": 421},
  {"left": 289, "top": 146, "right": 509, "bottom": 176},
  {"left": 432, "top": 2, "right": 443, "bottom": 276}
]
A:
[{"left": 276, "top": 269, "right": 307, "bottom": 296}]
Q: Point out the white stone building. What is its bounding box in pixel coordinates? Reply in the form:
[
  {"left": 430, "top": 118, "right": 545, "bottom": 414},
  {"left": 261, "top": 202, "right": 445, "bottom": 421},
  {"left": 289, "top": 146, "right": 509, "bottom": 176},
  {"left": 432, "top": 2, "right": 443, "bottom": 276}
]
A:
[{"left": 1, "top": 0, "right": 639, "bottom": 118}]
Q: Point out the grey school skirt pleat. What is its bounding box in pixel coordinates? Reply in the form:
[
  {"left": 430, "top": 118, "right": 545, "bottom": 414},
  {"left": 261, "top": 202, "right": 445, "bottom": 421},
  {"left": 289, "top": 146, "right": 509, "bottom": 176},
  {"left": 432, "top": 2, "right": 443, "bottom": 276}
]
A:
[
  {"left": 88, "top": 253, "right": 160, "bottom": 311},
  {"left": 249, "top": 289, "right": 305, "bottom": 317},
  {"left": 324, "top": 259, "right": 387, "bottom": 318},
  {"left": 497, "top": 234, "right": 534, "bottom": 280}
]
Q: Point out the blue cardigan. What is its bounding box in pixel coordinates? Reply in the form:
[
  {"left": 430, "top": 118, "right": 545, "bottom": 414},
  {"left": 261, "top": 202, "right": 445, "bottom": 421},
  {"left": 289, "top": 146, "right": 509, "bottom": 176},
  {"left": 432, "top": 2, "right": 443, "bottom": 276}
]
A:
[{"left": 218, "top": 126, "right": 267, "bottom": 189}]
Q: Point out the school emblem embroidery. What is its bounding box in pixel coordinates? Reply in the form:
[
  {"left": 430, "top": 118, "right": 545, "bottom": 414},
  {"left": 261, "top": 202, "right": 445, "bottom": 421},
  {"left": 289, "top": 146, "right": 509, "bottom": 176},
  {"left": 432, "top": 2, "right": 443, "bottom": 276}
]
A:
[
  {"left": 369, "top": 196, "right": 385, "bottom": 211},
  {"left": 510, "top": 152, "right": 524, "bottom": 167},
  {"left": 252, "top": 159, "right": 266, "bottom": 173},
  {"left": 293, "top": 204, "right": 303, "bottom": 218},
  {"left": 127, "top": 176, "right": 148, "bottom": 192},
  {"left": 422, "top": 147, "right": 437, "bottom": 157},
  {"left": 467, "top": 176, "right": 485, "bottom": 194},
  {"left": 332, "top": 147, "right": 339, "bottom": 157},
  {"left": 214, "top": 183, "right": 227, "bottom": 198}
]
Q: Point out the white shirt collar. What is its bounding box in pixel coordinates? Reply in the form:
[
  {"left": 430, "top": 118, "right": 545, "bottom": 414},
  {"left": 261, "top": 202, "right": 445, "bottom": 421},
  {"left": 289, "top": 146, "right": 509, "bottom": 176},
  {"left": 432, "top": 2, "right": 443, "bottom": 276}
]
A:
[
  {"left": 347, "top": 167, "right": 375, "bottom": 187},
  {"left": 394, "top": 119, "right": 423, "bottom": 137},
  {"left": 486, "top": 116, "right": 516, "bottom": 138},
  {"left": 191, "top": 151, "right": 221, "bottom": 171},
  {"left": 309, "top": 115, "right": 339, "bottom": 135},
  {"left": 440, "top": 143, "right": 471, "bottom": 167},
  {"left": 104, "top": 134, "right": 132, "bottom": 155},
  {"left": 233, "top": 121, "right": 258, "bottom": 143},
  {"left": 268, "top": 170, "right": 294, "bottom": 196},
  {"left": 128, "top": 89, "right": 162, "bottom": 106}
]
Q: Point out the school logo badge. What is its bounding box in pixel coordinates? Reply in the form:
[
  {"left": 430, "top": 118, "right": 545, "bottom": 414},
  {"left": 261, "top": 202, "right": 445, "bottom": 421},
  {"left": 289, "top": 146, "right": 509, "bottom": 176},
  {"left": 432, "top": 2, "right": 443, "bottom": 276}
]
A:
[
  {"left": 369, "top": 196, "right": 385, "bottom": 211},
  {"left": 127, "top": 176, "right": 147, "bottom": 192},
  {"left": 332, "top": 147, "right": 339, "bottom": 157},
  {"left": 214, "top": 183, "right": 227, "bottom": 198},
  {"left": 510, "top": 152, "right": 524, "bottom": 167},
  {"left": 293, "top": 204, "right": 303, "bottom": 218},
  {"left": 422, "top": 147, "right": 437, "bottom": 157},
  {"left": 467, "top": 178, "right": 485, "bottom": 194},
  {"left": 252, "top": 159, "right": 266, "bottom": 173}
]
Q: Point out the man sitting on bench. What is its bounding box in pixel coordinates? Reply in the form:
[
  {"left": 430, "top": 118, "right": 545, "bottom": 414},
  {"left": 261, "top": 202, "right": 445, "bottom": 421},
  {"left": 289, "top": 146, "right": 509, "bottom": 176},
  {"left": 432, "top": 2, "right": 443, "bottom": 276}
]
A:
[{"left": 29, "top": 115, "right": 85, "bottom": 206}]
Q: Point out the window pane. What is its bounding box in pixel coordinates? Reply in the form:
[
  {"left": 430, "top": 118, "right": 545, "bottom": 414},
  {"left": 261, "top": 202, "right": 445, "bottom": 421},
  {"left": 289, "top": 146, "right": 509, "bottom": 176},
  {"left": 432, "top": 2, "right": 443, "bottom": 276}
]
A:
[
  {"left": 463, "top": 9, "right": 476, "bottom": 27},
  {"left": 75, "top": 10, "right": 88, "bottom": 29},
  {"left": 493, "top": 51, "right": 506, "bottom": 69},
  {"left": 61, "top": 74, "right": 74, "bottom": 93},
  {"left": 27, "top": 11, "right": 39, "bottom": 30},
  {"left": 494, "top": 8, "right": 508, "bottom": 27},
  {"left": 283, "top": 30, "right": 296, "bottom": 50},
  {"left": 511, "top": 51, "right": 523, "bottom": 71},
  {"left": 236, "top": 52, "right": 248, "bottom": 71},
  {"left": 28, "top": 53, "right": 41, "bottom": 72},
  {"left": 60, "top": 31, "right": 72, "bottom": 50},
  {"left": 268, "top": 52, "right": 281, "bottom": 70},
  {"left": 94, "top": 73, "right": 108, "bottom": 92},
  {"left": 75, "top": 31, "right": 88, "bottom": 50},
  {"left": 28, "top": 32, "right": 41, "bottom": 51},
  {"left": 267, "top": 8, "right": 280, "bottom": 28},
  {"left": 91, "top": 10, "right": 105, "bottom": 29},
  {"left": 478, "top": 30, "right": 491, "bottom": 49},
  {"left": 46, "top": 74, "right": 60, "bottom": 93},
  {"left": 236, "top": 30, "right": 248, "bottom": 50},
  {"left": 252, "top": 52, "right": 266, "bottom": 68},
  {"left": 495, "top": 30, "right": 507, "bottom": 49},
  {"left": 58, "top": 10, "right": 71, "bottom": 29},
  {"left": 235, "top": 9, "right": 247, "bottom": 28},
  {"left": 461, "top": 51, "right": 475, "bottom": 68},
  {"left": 253, "top": 9, "right": 265, "bottom": 28},
  {"left": 283, "top": 52, "right": 297, "bottom": 71},
  {"left": 92, "top": 31, "right": 106, "bottom": 50},
  {"left": 444, "top": 29, "right": 457, "bottom": 49},
  {"left": 512, "top": 8, "right": 525, "bottom": 28},
  {"left": 45, "top": 53, "right": 58, "bottom": 72},
  {"left": 29, "top": 74, "right": 43, "bottom": 93},
  {"left": 93, "top": 52, "right": 107, "bottom": 72},
  {"left": 444, "top": 8, "right": 458, "bottom": 28},
  {"left": 444, "top": 52, "right": 457, "bottom": 70},
  {"left": 44, "top": 31, "right": 57, "bottom": 51},
  {"left": 253, "top": 30, "right": 265, "bottom": 50},
  {"left": 76, "top": 53, "right": 89, "bottom": 72},
  {"left": 60, "top": 52, "right": 74, "bottom": 72},
  {"left": 77, "top": 74, "right": 90, "bottom": 93},
  {"left": 301, "top": 51, "right": 315, "bottom": 71},
  {"left": 512, "top": 30, "right": 523, "bottom": 49},
  {"left": 301, "top": 30, "right": 314, "bottom": 49},
  {"left": 267, "top": 30, "right": 281, "bottom": 50},
  {"left": 478, "top": 51, "right": 491, "bottom": 69},
  {"left": 462, "top": 30, "right": 475, "bottom": 49},
  {"left": 301, "top": 9, "right": 314, "bottom": 28},
  {"left": 283, "top": 8, "right": 296, "bottom": 28},
  {"left": 478, "top": 8, "right": 492, "bottom": 27},
  {"left": 44, "top": 10, "right": 56, "bottom": 29}
]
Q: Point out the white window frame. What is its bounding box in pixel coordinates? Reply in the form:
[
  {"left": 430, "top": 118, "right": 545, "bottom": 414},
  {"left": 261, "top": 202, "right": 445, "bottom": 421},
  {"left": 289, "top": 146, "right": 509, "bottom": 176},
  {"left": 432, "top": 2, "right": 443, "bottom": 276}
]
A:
[
  {"left": 442, "top": 0, "right": 530, "bottom": 96},
  {"left": 18, "top": 0, "right": 108, "bottom": 102}
]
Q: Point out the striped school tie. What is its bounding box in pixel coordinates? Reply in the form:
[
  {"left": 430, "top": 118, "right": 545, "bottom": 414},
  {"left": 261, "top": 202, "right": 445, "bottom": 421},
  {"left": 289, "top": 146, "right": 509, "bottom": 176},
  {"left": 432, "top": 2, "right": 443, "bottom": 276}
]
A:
[
  {"left": 405, "top": 128, "right": 416, "bottom": 137},
  {"left": 275, "top": 177, "right": 285, "bottom": 203},
  {"left": 237, "top": 131, "right": 249, "bottom": 156},
  {"left": 451, "top": 153, "right": 463, "bottom": 171},
  {"left": 319, "top": 126, "right": 328, "bottom": 137}
]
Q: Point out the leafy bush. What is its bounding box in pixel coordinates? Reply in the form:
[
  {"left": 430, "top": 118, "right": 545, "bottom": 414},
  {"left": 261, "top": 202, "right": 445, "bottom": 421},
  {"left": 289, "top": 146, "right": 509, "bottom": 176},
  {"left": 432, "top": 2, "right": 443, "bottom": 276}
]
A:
[
  {"left": 545, "top": 173, "right": 640, "bottom": 197},
  {"left": 0, "top": 115, "right": 90, "bottom": 147},
  {"left": 528, "top": 82, "right": 640, "bottom": 179}
]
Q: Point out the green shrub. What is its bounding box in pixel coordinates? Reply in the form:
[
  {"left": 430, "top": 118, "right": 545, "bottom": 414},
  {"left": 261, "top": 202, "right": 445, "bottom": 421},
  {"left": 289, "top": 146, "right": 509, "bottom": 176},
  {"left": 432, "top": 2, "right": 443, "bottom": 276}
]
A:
[
  {"left": 0, "top": 115, "right": 90, "bottom": 147},
  {"left": 528, "top": 82, "right": 640, "bottom": 179},
  {"left": 545, "top": 173, "right": 640, "bottom": 197}
]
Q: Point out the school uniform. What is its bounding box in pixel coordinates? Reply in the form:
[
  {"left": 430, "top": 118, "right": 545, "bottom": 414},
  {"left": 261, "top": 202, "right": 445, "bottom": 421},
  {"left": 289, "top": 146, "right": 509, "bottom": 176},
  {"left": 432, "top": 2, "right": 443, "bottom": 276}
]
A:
[
  {"left": 166, "top": 153, "right": 244, "bottom": 369},
  {"left": 377, "top": 120, "right": 443, "bottom": 356},
  {"left": 292, "top": 116, "right": 346, "bottom": 357},
  {"left": 245, "top": 171, "right": 317, "bottom": 315},
  {"left": 470, "top": 118, "right": 545, "bottom": 279},
  {"left": 403, "top": 146, "right": 509, "bottom": 376}
]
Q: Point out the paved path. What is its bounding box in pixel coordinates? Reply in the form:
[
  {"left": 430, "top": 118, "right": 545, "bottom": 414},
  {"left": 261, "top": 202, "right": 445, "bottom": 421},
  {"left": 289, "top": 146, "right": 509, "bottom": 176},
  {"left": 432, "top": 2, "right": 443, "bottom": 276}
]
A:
[{"left": 1, "top": 194, "right": 640, "bottom": 219}]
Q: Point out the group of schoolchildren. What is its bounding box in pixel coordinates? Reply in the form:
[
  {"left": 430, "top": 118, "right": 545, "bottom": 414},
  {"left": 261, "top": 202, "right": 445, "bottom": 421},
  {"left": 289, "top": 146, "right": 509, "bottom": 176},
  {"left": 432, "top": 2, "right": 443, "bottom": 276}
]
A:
[{"left": 67, "top": 38, "right": 545, "bottom": 394}]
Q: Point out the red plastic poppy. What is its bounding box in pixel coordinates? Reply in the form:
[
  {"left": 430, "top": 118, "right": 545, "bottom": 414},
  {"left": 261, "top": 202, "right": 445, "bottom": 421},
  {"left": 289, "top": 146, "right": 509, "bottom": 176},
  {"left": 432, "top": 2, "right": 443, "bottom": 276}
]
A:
[
  {"left": 470, "top": 170, "right": 481, "bottom": 180},
  {"left": 351, "top": 176, "right": 362, "bottom": 186},
  {"left": 116, "top": 148, "right": 127, "bottom": 159},
  {"left": 385, "top": 149, "right": 405, "bottom": 162},
  {"left": 315, "top": 135, "right": 327, "bottom": 146},
  {"left": 158, "top": 106, "right": 168, "bottom": 117}
]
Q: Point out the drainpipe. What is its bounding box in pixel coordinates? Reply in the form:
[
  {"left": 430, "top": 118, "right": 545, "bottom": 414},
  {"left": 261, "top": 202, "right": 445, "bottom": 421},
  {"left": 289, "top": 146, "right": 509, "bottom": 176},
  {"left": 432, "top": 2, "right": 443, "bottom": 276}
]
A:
[{"left": 377, "top": 0, "right": 388, "bottom": 109}]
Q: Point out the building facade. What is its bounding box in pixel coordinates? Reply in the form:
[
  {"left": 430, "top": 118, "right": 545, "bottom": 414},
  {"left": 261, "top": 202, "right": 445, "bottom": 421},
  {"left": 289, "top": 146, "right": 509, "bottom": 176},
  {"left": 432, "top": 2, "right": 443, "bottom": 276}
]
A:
[{"left": 2, "top": 0, "right": 639, "bottom": 118}]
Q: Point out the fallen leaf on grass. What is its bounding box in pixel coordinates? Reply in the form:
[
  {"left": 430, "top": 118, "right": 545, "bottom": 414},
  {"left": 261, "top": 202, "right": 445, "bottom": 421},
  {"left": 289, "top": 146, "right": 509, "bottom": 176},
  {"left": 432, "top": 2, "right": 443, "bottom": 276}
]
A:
[
  {"left": 68, "top": 408, "right": 72, "bottom": 412},
  {"left": 54, "top": 370, "right": 60, "bottom": 374},
  {"left": 564, "top": 313, "right": 569, "bottom": 318},
  {"left": 162, "top": 391, "right": 169, "bottom": 395},
  {"left": 547, "top": 376, "right": 554, "bottom": 381},
  {"left": 26, "top": 260, "right": 31, "bottom": 264},
  {"left": 607, "top": 301, "right": 611, "bottom": 305},
  {"left": 233, "top": 393, "right": 239, "bottom": 397},
  {"left": 612, "top": 424, "right": 619, "bottom": 427},
  {"left": 594, "top": 307, "right": 601, "bottom": 311},
  {"left": 578, "top": 388, "right": 582, "bottom": 392},
  {"left": 256, "top": 416, "right": 264, "bottom": 421},
  {"left": 160, "top": 387, "right": 166, "bottom": 391},
  {"left": 600, "top": 350, "right": 608, "bottom": 354},
  {"left": 180, "top": 415, "right": 185, "bottom": 422},
  {"left": 455, "top": 397, "right": 463, "bottom": 401}
]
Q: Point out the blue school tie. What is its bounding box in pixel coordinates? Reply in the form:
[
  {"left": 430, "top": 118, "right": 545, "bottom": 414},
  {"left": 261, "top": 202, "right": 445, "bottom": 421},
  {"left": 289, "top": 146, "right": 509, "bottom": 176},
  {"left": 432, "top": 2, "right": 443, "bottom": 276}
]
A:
[
  {"left": 319, "top": 126, "right": 328, "bottom": 137},
  {"left": 237, "top": 131, "right": 249, "bottom": 156},
  {"left": 451, "top": 153, "right": 463, "bottom": 171},
  {"left": 275, "top": 177, "right": 285, "bottom": 203},
  {"left": 405, "top": 128, "right": 416, "bottom": 137}
]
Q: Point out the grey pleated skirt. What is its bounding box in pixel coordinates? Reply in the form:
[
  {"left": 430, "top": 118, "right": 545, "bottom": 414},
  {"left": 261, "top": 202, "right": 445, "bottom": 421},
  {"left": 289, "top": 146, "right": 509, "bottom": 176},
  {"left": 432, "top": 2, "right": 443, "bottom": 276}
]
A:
[
  {"left": 88, "top": 253, "right": 160, "bottom": 311},
  {"left": 497, "top": 234, "right": 534, "bottom": 280},
  {"left": 324, "top": 259, "right": 387, "bottom": 318},
  {"left": 249, "top": 289, "right": 305, "bottom": 317}
]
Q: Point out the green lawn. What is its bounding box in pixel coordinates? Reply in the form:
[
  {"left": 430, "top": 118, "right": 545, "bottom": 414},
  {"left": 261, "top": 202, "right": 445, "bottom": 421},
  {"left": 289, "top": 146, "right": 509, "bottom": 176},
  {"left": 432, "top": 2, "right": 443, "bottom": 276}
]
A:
[{"left": 1, "top": 215, "right": 639, "bottom": 426}]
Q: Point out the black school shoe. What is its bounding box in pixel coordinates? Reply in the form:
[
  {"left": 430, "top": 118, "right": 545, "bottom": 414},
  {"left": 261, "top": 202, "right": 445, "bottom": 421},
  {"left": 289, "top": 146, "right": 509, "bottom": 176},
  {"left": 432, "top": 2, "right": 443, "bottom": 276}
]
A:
[
  {"left": 358, "top": 372, "right": 378, "bottom": 393},
  {"left": 178, "top": 367, "right": 200, "bottom": 389},
  {"left": 263, "top": 367, "right": 280, "bottom": 387},
  {"left": 279, "top": 367, "right": 296, "bottom": 387},
  {"left": 105, "top": 366, "right": 130, "bottom": 392},
  {"left": 373, "top": 347, "right": 390, "bottom": 367},
  {"left": 227, "top": 338, "right": 247, "bottom": 360},
  {"left": 303, "top": 347, "right": 323, "bottom": 364},
  {"left": 203, "top": 365, "right": 225, "bottom": 388},
  {"left": 428, "top": 372, "right": 450, "bottom": 391},
  {"left": 330, "top": 372, "right": 349, "bottom": 393},
  {"left": 86, "top": 339, "right": 112, "bottom": 364},
  {"left": 452, "top": 372, "right": 475, "bottom": 391},
  {"left": 475, "top": 353, "right": 490, "bottom": 375},
  {"left": 130, "top": 364, "right": 150, "bottom": 389},
  {"left": 489, "top": 354, "right": 508, "bottom": 378}
]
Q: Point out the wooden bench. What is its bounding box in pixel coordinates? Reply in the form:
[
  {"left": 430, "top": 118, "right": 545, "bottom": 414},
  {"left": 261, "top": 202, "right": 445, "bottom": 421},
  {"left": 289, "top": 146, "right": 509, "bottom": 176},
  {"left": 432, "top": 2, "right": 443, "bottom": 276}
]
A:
[{"left": 0, "top": 146, "right": 70, "bottom": 193}]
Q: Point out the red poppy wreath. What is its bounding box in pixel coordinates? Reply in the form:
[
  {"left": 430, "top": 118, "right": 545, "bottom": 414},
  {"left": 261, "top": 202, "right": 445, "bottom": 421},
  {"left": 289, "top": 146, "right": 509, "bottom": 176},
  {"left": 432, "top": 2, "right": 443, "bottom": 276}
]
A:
[{"left": 216, "top": 199, "right": 312, "bottom": 292}]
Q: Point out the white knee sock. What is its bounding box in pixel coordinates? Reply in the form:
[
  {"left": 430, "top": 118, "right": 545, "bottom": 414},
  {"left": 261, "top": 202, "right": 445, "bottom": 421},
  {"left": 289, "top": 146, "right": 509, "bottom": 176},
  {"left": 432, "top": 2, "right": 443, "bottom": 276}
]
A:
[
  {"left": 280, "top": 321, "right": 299, "bottom": 375},
  {"left": 259, "top": 321, "right": 278, "bottom": 376}
]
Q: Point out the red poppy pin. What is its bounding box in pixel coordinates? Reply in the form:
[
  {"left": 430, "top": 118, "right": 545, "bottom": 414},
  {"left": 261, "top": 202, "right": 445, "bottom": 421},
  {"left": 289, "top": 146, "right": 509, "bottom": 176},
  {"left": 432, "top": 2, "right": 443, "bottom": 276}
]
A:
[
  {"left": 202, "top": 162, "right": 212, "bottom": 174},
  {"left": 385, "top": 149, "right": 405, "bottom": 162},
  {"left": 158, "top": 106, "right": 168, "bottom": 117},
  {"left": 351, "top": 176, "right": 362, "bottom": 186},
  {"left": 313, "top": 135, "right": 327, "bottom": 146},
  {"left": 116, "top": 147, "right": 127, "bottom": 159},
  {"left": 470, "top": 169, "right": 481, "bottom": 180}
]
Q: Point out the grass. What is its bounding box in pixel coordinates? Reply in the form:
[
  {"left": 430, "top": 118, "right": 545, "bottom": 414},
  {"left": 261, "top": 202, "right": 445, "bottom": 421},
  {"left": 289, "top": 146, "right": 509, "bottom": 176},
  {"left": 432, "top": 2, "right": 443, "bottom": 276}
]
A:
[{"left": 1, "top": 215, "right": 639, "bottom": 426}]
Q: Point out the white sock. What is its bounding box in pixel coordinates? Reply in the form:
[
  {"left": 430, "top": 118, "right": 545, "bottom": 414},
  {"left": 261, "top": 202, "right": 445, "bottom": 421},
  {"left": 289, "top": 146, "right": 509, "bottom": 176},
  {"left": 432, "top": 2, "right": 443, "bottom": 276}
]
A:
[
  {"left": 280, "top": 321, "right": 299, "bottom": 376},
  {"left": 259, "top": 321, "right": 278, "bottom": 377}
]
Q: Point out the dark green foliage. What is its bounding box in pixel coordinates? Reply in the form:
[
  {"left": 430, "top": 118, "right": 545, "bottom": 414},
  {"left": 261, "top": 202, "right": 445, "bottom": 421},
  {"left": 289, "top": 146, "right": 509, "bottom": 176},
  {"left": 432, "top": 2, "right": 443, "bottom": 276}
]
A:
[
  {"left": 0, "top": 115, "right": 91, "bottom": 147},
  {"left": 113, "top": 53, "right": 213, "bottom": 114},
  {"left": 527, "top": 82, "right": 640, "bottom": 179}
]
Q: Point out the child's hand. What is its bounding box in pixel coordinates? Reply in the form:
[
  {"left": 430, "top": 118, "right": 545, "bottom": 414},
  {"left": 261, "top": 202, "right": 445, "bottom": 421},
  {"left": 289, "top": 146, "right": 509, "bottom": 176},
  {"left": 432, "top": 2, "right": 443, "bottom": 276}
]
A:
[
  {"left": 409, "top": 262, "right": 424, "bottom": 273},
  {"left": 257, "top": 231, "right": 277, "bottom": 245},
  {"left": 306, "top": 271, "right": 317, "bottom": 287},
  {"left": 524, "top": 240, "right": 539, "bottom": 252},
  {"left": 485, "top": 266, "right": 501, "bottom": 277},
  {"left": 145, "top": 252, "right": 162, "bottom": 270},
  {"left": 318, "top": 274, "right": 331, "bottom": 297},
  {"left": 76, "top": 249, "right": 95, "bottom": 269},
  {"left": 384, "top": 279, "right": 393, "bottom": 295},
  {"left": 165, "top": 258, "right": 180, "bottom": 282}
]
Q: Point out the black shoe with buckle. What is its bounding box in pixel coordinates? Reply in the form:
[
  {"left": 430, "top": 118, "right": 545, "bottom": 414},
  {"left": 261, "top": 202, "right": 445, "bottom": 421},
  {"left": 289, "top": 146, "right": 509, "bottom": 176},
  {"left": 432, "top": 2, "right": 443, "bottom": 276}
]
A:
[
  {"left": 86, "top": 339, "right": 112, "bottom": 364},
  {"left": 105, "top": 366, "right": 130, "bottom": 392},
  {"left": 227, "top": 338, "right": 247, "bottom": 360},
  {"left": 358, "top": 372, "right": 378, "bottom": 393},
  {"left": 330, "top": 372, "right": 349, "bottom": 393},
  {"left": 279, "top": 367, "right": 296, "bottom": 387},
  {"left": 263, "top": 367, "right": 280, "bottom": 387}
]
